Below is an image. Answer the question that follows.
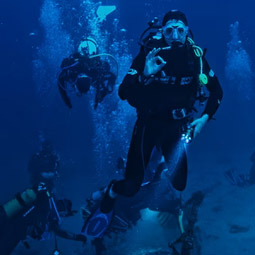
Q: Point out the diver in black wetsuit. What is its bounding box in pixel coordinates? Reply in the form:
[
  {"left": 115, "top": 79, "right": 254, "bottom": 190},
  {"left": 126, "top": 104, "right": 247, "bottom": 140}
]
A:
[
  {"left": 100, "top": 10, "right": 223, "bottom": 213},
  {"left": 0, "top": 139, "right": 86, "bottom": 255},
  {"left": 58, "top": 37, "right": 117, "bottom": 109}
]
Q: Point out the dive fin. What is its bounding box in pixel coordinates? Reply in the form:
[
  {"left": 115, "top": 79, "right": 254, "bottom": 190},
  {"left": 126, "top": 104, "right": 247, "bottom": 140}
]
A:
[{"left": 81, "top": 208, "right": 113, "bottom": 238}]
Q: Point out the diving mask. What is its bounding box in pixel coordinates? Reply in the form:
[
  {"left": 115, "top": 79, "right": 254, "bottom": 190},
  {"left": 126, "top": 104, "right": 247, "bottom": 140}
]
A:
[{"left": 162, "top": 20, "right": 188, "bottom": 45}]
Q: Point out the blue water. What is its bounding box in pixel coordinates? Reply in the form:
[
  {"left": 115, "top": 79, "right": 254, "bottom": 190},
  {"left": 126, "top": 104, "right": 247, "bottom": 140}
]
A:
[{"left": 0, "top": 0, "right": 255, "bottom": 254}]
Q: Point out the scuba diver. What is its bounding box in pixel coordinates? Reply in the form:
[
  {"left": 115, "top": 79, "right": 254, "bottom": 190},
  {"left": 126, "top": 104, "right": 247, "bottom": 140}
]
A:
[
  {"left": 0, "top": 139, "right": 86, "bottom": 255},
  {"left": 58, "top": 37, "right": 117, "bottom": 109},
  {"left": 85, "top": 9, "right": 223, "bottom": 236}
]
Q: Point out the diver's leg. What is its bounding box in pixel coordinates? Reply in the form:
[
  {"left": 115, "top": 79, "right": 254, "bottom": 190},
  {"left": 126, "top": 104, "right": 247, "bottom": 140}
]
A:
[
  {"left": 101, "top": 119, "right": 155, "bottom": 213},
  {"left": 113, "top": 119, "right": 155, "bottom": 196},
  {"left": 162, "top": 129, "right": 188, "bottom": 192}
]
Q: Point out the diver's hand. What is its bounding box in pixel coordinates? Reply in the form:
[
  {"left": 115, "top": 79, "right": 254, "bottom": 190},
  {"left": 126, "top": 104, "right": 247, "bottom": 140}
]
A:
[
  {"left": 190, "top": 114, "right": 209, "bottom": 138},
  {"left": 143, "top": 48, "right": 166, "bottom": 77}
]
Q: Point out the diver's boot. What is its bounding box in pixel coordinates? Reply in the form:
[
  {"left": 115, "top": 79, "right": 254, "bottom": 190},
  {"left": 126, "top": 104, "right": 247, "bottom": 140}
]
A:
[{"left": 100, "top": 180, "right": 117, "bottom": 214}]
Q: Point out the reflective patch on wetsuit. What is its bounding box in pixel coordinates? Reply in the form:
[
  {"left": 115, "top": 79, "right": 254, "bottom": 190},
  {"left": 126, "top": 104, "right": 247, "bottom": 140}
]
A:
[
  {"left": 180, "top": 76, "right": 193, "bottom": 85},
  {"left": 160, "top": 77, "right": 170, "bottom": 83},
  {"left": 128, "top": 68, "right": 138, "bottom": 75},
  {"left": 155, "top": 76, "right": 193, "bottom": 85},
  {"left": 155, "top": 76, "right": 176, "bottom": 84},
  {"left": 209, "top": 69, "right": 215, "bottom": 77}
]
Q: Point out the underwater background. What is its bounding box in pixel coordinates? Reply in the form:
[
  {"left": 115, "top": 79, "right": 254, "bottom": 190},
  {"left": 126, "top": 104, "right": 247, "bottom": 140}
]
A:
[{"left": 0, "top": 0, "right": 255, "bottom": 254}]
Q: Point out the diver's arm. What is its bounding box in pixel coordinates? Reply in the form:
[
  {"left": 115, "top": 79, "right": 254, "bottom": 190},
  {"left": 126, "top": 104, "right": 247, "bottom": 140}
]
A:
[
  {"left": 92, "top": 64, "right": 117, "bottom": 109},
  {"left": 201, "top": 59, "right": 223, "bottom": 119},
  {"left": 57, "top": 54, "right": 81, "bottom": 109},
  {"left": 98, "top": 61, "right": 116, "bottom": 92},
  {"left": 98, "top": 62, "right": 116, "bottom": 94},
  {"left": 118, "top": 49, "right": 146, "bottom": 108},
  {"left": 190, "top": 58, "right": 223, "bottom": 137},
  {"left": 58, "top": 74, "right": 72, "bottom": 109},
  {"left": 54, "top": 226, "right": 86, "bottom": 242}
]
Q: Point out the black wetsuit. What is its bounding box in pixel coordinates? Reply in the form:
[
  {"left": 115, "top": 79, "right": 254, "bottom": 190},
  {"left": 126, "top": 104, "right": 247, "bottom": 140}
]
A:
[
  {"left": 108, "top": 38, "right": 223, "bottom": 202},
  {"left": 58, "top": 52, "right": 116, "bottom": 109}
]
